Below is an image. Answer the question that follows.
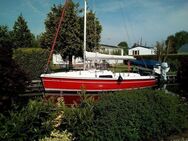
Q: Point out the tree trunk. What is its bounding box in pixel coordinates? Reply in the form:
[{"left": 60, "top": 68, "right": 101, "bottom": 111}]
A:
[{"left": 69, "top": 55, "right": 73, "bottom": 70}]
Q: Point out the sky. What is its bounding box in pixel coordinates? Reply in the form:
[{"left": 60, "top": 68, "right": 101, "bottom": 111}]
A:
[{"left": 0, "top": 0, "right": 188, "bottom": 47}]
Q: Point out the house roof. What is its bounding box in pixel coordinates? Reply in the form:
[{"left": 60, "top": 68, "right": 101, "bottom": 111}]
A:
[
  {"left": 129, "top": 44, "right": 154, "bottom": 49},
  {"left": 100, "top": 44, "right": 119, "bottom": 48},
  {"left": 178, "top": 43, "right": 188, "bottom": 53}
]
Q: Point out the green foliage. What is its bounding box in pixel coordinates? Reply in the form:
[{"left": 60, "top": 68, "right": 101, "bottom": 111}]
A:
[
  {"left": 40, "top": 129, "right": 72, "bottom": 141},
  {"left": 40, "top": 1, "right": 102, "bottom": 67},
  {"left": 60, "top": 89, "right": 188, "bottom": 141},
  {"left": 0, "top": 90, "right": 188, "bottom": 141},
  {"left": 118, "top": 41, "right": 128, "bottom": 55},
  {"left": 177, "top": 56, "right": 188, "bottom": 96},
  {"left": 31, "top": 34, "right": 40, "bottom": 48},
  {"left": 166, "top": 58, "right": 180, "bottom": 72},
  {"left": 155, "top": 41, "right": 166, "bottom": 62},
  {"left": 92, "top": 90, "right": 188, "bottom": 141},
  {"left": 0, "top": 27, "right": 27, "bottom": 97},
  {"left": 166, "top": 31, "right": 188, "bottom": 53},
  {"left": 0, "top": 49, "right": 27, "bottom": 96},
  {"left": 13, "top": 48, "right": 49, "bottom": 80},
  {"left": 0, "top": 25, "right": 13, "bottom": 48},
  {"left": 59, "top": 93, "right": 95, "bottom": 141},
  {"left": 165, "top": 35, "right": 177, "bottom": 54},
  {"left": 40, "top": 2, "right": 82, "bottom": 67},
  {"left": 80, "top": 11, "right": 102, "bottom": 52},
  {"left": 11, "top": 14, "right": 34, "bottom": 48},
  {"left": 0, "top": 98, "right": 58, "bottom": 141}
]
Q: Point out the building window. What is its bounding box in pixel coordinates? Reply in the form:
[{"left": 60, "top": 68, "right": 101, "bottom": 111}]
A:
[{"left": 132, "top": 50, "right": 139, "bottom": 55}]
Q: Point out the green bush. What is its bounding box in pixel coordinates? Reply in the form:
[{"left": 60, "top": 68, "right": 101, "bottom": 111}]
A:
[
  {"left": 13, "top": 48, "right": 49, "bottom": 80},
  {"left": 0, "top": 98, "right": 58, "bottom": 141},
  {"left": 59, "top": 94, "right": 96, "bottom": 141},
  {"left": 60, "top": 89, "right": 188, "bottom": 141},
  {"left": 177, "top": 56, "right": 188, "bottom": 96},
  {"left": 0, "top": 46, "right": 27, "bottom": 97},
  {"left": 0, "top": 45, "right": 28, "bottom": 111},
  {"left": 92, "top": 89, "right": 188, "bottom": 141},
  {"left": 40, "top": 129, "right": 73, "bottom": 141}
]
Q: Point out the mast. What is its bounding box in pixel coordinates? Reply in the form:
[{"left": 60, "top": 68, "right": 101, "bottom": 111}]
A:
[{"left": 83, "top": 0, "right": 87, "bottom": 70}]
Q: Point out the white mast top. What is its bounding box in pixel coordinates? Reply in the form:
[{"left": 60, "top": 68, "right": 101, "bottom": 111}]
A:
[{"left": 83, "top": 0, "right": 87, "bottom": 70}]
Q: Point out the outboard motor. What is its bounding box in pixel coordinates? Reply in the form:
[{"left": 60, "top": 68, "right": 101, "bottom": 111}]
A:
[
  {"left": 153, "top": 62, "right": 170, "bottom": 81},
  {"left": 161, "top": 62, "right": 170, "bottom": 81}
]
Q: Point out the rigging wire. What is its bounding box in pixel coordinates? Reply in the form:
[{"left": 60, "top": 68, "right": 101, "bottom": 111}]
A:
[
  {"left": 44, "top": 0, "right": 68, "bottom": 73},
  {"left": 117, "top": 0, "right": 150, "bottom": 71},
  {"left": 117, "top": 0, "right": 131, "bottom": 46},
  {"left": 117, "top": 0, "right": 139, "bottom": 47},
  {"left": 92, "top": 0, "right": 98, "bottom": 68}
]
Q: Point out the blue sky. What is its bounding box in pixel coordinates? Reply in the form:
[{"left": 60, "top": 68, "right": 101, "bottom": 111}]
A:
[{"left": 0, "top": 0, "right": 188, "bottom": 47}]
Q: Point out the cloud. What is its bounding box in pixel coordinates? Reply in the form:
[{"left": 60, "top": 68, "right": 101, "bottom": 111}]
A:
[{"left": 99, "top": 0, "right": 188, "bottom": 46}]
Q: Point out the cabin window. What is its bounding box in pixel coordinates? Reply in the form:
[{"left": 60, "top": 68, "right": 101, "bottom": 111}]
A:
[{"left": 99, "top": 75, "right": 113, "bottom": 78}]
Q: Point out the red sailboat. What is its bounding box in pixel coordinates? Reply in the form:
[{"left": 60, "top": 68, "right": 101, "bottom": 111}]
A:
[{"left": 40, "top": 0, "right": 157, "bottom": 104}]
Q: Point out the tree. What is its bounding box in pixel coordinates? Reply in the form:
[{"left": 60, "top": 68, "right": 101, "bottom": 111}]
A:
[
  {"left": 166, "top": 31, "right": 188, "bottom": 53},
  {"left": 0, "top": 25, "right": 13, "bottom": 61},
  {"left": 12, "top": 14, "right": 33, "bottom": 48},
  {"left": 165, "top": 35, "right": 176, "bottom": 54},
  {"left": 41, "top": 2, "right": 81, "bottom": 68},
  {"left": 40, "top": 0, "right": 102, "bottom": 68},
  {"left": 118, "top": 41, "right": 128, "bottom": 55},
  {"left": 0, "top": 25, "right": 27, "bottom": 97},
  {"left": 0, "top": 25, "right": 13, "bottom": 48},
  {"left": 155, "top": 41, "right": 165, "bottom": 62},
  {"left": 31, "top": 34, "right": 40, "bottom": 48},
  {"left": 174, "top": 31, "right": 188, "bottom": 49},
  {"left": 79, "top": 11, "right": 102, "bottom": 52}
]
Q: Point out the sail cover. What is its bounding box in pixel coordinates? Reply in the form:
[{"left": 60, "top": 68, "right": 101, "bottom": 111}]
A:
[{"left": 86, "top": 51, "right": 135, "bottom": 60}]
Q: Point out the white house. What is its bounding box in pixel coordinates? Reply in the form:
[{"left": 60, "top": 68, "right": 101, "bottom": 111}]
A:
[
  {"left": 100, "top": 44, "right": 124, "bottom": 56},
  {"left": 100, "top": 44, "right": 124, "bottom": 64},
  {"left": 128, "top": 44, "right": 155, "bottom": 56}
]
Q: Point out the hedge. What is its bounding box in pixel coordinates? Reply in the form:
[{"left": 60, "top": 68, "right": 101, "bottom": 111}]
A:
[
  {"left": 59, "top": 94, "right": 95, "bottom": 141},
  {"left": 13, "top": 48, "right": 49, "bottom": 80},
  {"left": 1, "top": 90, "right": 188, "bottom": 141},
  {"left": 60, "top": 89, "right": 188, "bottom": 141},
  {"left": 92, "top": 90, "right": 188, "bottom": 141}
]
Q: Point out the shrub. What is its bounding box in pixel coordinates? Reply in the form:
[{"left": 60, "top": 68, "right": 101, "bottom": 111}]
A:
[
  {"left": 40, "top": 129, "right": 73, "bottom": 141},
  {"left": 13, "top": 48, "right": 49, "bottom": 80},
  {"left": 0, "top": 46, "right": 27, "bottom": 97},
  {"left": 91, "top": 89, "right": 188, "bottom": 141},
  {"left": 177, "top": 55, "right": 188, "bottom": 96},
  {"left": 0, "top": 98, "right": 58, "bottom": 141},
  {"left": 59, "top": 89, "right": 188, "bottom": 141},
  {"left": 43, "top": 89, "right": 188, "bottom": 141},
  {"left": 0, "top": 45, "right": 28, "bottom": 111},
  {"left": 59, "top": 94, "right": 96, "bottom": 141}
]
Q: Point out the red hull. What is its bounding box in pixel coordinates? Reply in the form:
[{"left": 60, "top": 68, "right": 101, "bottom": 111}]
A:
[
  {"left": 41, "top": 77, "right": 157, "bottom": 92},
  {"left": 41, "top": 77, "right": 157, "bottom": 104}
]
